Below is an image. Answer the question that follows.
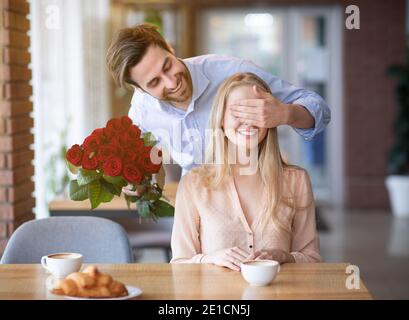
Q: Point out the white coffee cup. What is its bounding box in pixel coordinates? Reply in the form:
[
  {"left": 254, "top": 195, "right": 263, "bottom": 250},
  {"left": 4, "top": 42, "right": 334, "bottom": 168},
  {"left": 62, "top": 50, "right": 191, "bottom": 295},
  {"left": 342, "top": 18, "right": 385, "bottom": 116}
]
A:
[
  {"left": 41, "top": 252, "right": 83, "bottom": 279},
  {"left": 240, "top": 259, "right": 280, "bottom": 286}
]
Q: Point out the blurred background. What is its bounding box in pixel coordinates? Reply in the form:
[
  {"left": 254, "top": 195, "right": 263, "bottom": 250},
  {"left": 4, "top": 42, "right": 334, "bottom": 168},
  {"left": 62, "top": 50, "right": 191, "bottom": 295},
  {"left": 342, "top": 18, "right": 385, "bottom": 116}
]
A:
[{"left": 0, "top": 0, "right": 408, "bottom": 299}]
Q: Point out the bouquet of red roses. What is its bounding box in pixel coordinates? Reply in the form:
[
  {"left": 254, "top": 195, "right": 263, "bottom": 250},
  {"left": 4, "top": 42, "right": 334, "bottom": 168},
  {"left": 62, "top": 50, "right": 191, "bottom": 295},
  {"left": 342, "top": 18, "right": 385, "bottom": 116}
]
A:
[{"left": 65, "top": 116, "right": 174, "bottom": 220}]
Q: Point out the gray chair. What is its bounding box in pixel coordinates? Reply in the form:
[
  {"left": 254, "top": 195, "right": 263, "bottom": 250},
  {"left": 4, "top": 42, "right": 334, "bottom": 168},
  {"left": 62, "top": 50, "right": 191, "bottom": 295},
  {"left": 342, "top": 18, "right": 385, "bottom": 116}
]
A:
[
  {"left": 0, "top": 216, "right": 133, "bottom": 264},
  {"left": 113, "top": 217, "right": 173, "bottom": 262}
]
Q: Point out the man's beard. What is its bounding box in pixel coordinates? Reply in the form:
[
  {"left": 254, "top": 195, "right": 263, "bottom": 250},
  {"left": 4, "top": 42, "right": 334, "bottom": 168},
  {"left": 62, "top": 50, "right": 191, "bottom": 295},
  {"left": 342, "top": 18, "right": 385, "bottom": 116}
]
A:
[{"left": 163, "top": 71, "right": 192, "bottom": 104}]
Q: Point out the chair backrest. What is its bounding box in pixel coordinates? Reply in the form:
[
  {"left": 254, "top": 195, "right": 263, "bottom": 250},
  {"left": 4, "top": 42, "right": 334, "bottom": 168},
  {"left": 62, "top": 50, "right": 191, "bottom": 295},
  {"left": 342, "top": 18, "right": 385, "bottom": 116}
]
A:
[{"left": 0, "top": 217, "right": 133, "bottom": 264}]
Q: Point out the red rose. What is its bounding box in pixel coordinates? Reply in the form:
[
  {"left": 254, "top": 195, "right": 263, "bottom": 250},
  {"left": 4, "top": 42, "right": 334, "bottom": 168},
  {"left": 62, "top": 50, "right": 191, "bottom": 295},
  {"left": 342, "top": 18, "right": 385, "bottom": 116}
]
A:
[
  {"left": 106, "top": 118, "right": 123, "bottom": 133},
  {"left": 143, "top": 162, "right": 161, "bottom": 174},
  {"left": 121, "top": 147, "right": 138, "bottom": 162},
  {"left": 119, "top": 131, "right": 134, "bottom": 147},
  {"left": 97, "top": 144, "right": 119, "bottom": 163},
  {"left": 82, "top": 150, "right": 99, "bottom": 170},
  {"left": 66, "top": 144, "right": 83, "bottom": 166},
  {"left": 123, "top": 164, "right": 143, "bottom": 184},
  {"left": 108, "top": 138, "right": 122, "bottom": 157},
  {"left": 128, "top": 125, "right": 141, "bottom": 140},
  {"left": 91, "top": 128, "right": 104, "bottom": 137},
  {"left": 121, "top": 116, "right": 133, "bottom": 131},
  {"left": 103, "top": 157, "right": 123, "bottom": 177},
  {"left": 82, "top": 134, "right": 101, "bottom": 151},
  {"left": 103, "top": 127, "right": 116, "bottom": 140},
  {"left": 134, "top": 138, "right": 144, "bottom": 151},
  {"left": 92, "top": 128, "right": 109, "bottom": 144},
  {"left": 109, "top": 137, "right": 121, "bottom": 147}
]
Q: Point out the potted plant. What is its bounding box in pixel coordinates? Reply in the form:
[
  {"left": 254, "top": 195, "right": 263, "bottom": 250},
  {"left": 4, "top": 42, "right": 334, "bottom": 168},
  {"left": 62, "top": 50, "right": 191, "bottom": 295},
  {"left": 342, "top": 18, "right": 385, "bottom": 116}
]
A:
[{"left": 385, "top": 49, "right": 409, "bottom": 217}]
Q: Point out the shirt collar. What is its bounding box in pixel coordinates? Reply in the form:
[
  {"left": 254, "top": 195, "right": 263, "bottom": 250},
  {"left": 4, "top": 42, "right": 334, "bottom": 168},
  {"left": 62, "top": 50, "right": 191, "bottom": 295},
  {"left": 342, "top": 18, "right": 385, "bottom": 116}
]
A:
[{"left": 182, "top": 58, "right": 210, "bottom": 107}]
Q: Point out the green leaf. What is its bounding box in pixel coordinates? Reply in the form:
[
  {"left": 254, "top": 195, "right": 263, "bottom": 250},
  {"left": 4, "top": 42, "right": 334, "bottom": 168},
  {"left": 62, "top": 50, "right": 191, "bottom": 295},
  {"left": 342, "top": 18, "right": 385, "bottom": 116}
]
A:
[
  {"left": 141, "top": 190, "right": 160, "bottom": 201},
  {"left": 89, "top": 181, "right": 102, "bottom": 209},
  {"left": 142, "top": 132, "right": 157, "bottom": 147},
  {"left": 69, "top": 180, "right": 89, "bottom": 201},
  {"left": 100, "top": 187, "right": 114, "bottom": 203},
  {"left": 88, "top": 181, "right": 116, "bottom": 208},
  {"left": 66, "top": 161, "right": 79, "bottom": 175},
  {"left": 78, "top": 168, "right": 101, "bottom": 186},
  {"left": 137, "top": 200, "right": 151, "bottom": 218},
  {"left": 103, "top": 175, "right": 127, "bottom": 186},
  {"left": 125, "top": 195, "right": 138, "bottom": 203},
  {"left": 81, "top": 168, "right": 100, "bottom": 176},
  {"left": 153, "top": 200, "right": 175, "bottom": 217},
  {"left": 101, "top": 180, "right": 122, "bottom": 197}
]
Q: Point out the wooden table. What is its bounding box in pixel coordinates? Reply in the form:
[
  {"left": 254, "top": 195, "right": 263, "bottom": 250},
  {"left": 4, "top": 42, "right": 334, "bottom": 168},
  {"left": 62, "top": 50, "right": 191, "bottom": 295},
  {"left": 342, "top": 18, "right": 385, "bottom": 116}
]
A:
[{"left": 0, "top": 263, "right": 372, "bottom": 300}]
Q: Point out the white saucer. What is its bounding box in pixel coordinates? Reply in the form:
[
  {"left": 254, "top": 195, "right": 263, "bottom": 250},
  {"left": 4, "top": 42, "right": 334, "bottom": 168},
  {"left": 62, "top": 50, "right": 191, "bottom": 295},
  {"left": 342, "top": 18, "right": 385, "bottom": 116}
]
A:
[{"left": 63, "top": 285, "right": 142, "bottom": 300}]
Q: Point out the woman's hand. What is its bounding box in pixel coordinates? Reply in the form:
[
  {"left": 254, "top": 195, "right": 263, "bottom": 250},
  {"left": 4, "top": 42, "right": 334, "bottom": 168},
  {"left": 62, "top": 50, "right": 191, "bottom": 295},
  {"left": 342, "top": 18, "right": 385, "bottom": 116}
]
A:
[
  {"left": 253, "top": 248, "right": 295, "bottom": 264},
  {"left": 201, "top": 247, "right": 255, "bottom": 271}
]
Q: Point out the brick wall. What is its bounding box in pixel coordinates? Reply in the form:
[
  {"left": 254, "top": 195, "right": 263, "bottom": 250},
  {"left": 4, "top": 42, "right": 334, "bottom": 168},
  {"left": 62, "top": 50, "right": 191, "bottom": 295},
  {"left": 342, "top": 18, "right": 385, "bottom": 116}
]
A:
[
  {"left": 343, "top": 0, "right": 406, "bottom": 208},
  {"left": 0, "top": 0, "right": 35, "bottom": 255}
]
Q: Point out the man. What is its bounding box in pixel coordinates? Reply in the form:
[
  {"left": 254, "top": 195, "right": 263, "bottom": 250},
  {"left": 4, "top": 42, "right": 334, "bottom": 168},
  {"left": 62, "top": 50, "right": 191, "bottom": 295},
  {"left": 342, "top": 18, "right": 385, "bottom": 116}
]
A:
[{"left": 106, "top": 23, "right": 330, "bottom": 176}]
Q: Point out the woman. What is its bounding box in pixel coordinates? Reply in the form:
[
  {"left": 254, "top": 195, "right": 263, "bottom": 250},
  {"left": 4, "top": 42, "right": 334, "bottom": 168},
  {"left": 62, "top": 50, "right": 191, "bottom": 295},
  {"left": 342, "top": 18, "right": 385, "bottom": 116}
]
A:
[{"left": 170, "top": 73, "right": 321, "bottom": 271}]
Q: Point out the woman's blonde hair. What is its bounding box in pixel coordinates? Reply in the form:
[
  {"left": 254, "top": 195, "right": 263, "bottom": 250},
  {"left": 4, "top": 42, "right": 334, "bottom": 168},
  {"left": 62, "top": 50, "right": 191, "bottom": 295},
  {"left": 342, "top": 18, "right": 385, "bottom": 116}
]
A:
[{"left": 203, "top": 72, "right": 298, "bottom": 234}]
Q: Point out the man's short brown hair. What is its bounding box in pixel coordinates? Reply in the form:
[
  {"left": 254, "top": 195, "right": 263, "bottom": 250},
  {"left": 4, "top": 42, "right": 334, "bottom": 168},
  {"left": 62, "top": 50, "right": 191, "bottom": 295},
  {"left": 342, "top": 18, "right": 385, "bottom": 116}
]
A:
[{"left": 106, "top": 23, "right": 172, "bottom": 88}]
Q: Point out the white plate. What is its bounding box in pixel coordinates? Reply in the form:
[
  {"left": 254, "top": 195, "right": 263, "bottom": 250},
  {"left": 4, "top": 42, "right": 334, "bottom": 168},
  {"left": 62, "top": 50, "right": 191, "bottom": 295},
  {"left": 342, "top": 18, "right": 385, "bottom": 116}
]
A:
[{"left": 63, "top": 285, "right": 142, "bottom": 300}]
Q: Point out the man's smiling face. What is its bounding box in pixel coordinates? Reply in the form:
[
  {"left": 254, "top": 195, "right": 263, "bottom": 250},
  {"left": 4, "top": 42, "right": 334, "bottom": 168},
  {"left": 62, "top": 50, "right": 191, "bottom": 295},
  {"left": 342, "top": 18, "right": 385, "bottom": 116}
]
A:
[{"left": 129, "top": 45, "right": 192, "bottom": 108}]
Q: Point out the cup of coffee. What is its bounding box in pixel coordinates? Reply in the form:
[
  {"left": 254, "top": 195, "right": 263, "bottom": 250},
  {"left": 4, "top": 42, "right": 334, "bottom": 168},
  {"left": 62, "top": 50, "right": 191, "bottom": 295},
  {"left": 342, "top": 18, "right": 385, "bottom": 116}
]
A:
[
  {"left": 240, "top": 259, "right": 280, "bottom": 286},
  {"left": 41, "top": 253, "right": 83, "bottom": 279}
]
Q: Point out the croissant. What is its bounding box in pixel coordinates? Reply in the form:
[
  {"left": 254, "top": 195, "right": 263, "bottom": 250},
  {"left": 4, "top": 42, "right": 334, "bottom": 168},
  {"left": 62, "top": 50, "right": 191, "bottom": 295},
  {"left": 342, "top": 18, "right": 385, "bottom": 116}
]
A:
[{"left": 51, "top": 265, "right": 128, "bottom": 298}]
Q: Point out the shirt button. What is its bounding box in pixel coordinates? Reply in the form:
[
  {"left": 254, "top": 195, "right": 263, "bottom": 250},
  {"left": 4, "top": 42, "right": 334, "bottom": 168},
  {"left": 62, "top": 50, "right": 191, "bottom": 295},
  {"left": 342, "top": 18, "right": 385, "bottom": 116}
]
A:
[
  {"left": 249, "top": 245, "right": 253, "bottom": 249},
  {"left": 248, "top": 232, "right": 252, "bottom": 236}
]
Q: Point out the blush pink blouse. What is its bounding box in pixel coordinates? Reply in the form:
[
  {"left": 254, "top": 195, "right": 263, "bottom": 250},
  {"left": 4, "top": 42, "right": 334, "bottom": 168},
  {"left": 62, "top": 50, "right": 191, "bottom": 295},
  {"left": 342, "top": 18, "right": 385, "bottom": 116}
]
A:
[{"left": 170, "top": 166, "right": 321, "bottom": 264}]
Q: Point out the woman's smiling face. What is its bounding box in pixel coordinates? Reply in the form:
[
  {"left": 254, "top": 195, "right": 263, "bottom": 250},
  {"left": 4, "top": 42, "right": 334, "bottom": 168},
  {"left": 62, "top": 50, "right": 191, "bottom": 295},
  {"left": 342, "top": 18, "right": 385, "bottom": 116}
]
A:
[{"left": 222, "top": 85, "right": 268, "bottom": 149}]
